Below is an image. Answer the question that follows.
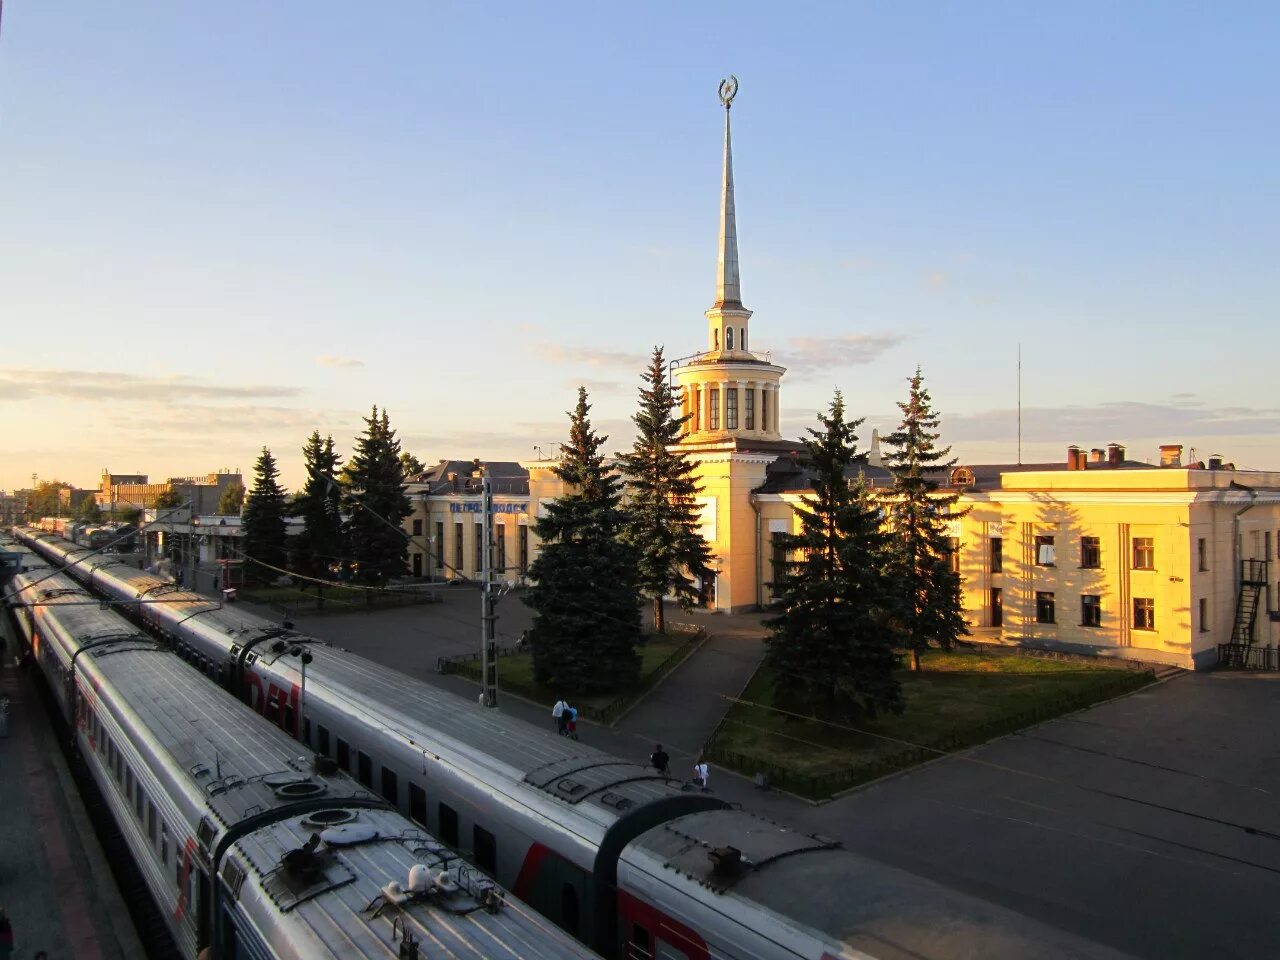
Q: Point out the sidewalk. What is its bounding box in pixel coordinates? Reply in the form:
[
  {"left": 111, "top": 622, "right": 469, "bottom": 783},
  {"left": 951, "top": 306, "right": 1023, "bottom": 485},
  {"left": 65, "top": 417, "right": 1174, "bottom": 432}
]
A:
[{"left": 0, "top": 626, "right": 144, "bottom": 960}]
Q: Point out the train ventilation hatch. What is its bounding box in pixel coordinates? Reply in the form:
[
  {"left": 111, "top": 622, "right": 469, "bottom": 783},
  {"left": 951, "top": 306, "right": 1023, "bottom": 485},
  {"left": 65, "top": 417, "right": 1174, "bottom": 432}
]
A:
[
  {"left": 320, "top": 823, "right": 379, "bottom": 846},
  {"left": 272, "top": 779, "right": 326, "bottom": 800},
  {"left": 303, "top": 808, "right": 358, "bottom": 829}
]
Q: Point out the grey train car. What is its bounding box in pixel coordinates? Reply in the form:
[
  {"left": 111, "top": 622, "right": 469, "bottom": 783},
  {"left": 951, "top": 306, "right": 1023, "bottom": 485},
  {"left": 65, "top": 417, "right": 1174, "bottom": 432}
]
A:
[
  {"left": 14, "top": 529, "right": 1137, "bottom": 960},
  {"left": 2, "top": 545, "right": 601, "bottom": 960}
]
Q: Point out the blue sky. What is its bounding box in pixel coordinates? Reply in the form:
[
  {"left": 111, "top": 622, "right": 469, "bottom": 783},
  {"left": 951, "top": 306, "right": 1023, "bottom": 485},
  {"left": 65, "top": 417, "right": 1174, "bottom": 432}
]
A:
[{"left": 1, "top": 2, "right": 1277, "bottom": 491}]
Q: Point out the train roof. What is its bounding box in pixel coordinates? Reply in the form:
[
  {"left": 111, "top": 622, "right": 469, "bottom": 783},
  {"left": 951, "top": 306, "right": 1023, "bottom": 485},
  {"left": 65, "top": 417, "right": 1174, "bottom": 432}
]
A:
[{"left": 624, "top": 808, "right": 1133, "bottom": 960}]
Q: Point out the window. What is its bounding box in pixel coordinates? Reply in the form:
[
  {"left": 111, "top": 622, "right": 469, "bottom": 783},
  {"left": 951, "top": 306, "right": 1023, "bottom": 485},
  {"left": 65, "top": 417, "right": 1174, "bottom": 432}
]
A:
[
  {"left": 947, "top": 538, "right": 960, "bottom": 575},
  {"left": 745, "top": 389, "right": 755, "bottom": 429},
  {"left": 409, "top": 783, "right": 427, "bottom": 826},
  {"left": 438, "top": 803, "right": 459, "bottom": 846},
  {"left": 496, "top": 522, "right": 507, "bottom": 571},
  {"left": 303, "top": 718, "right": 311, "bottom": 746},
  {"left": 1197, "top": 537, "right": 1207, "bottom": 572},
  {"left": 632, "top": 923, "right": 652, "bottom": 960},
  {"left": 474, "top": 522, "right": 483, "bottom": 572},
  {"left": 136, "top": 784, "right": 146, "bottom": 822},
  {"left": 1035, "top": 535, "right": 1055, "bottom": 566},
  {"left": 725, "top": 326, "right": 734, "bottom": 350},
  {"left": 412, "top": 518, "right": 423, "bottom": 537},
  {"left": 1133, "top": 598, "right": 1155, "bottom": 630},
  {"left": 692, "top": 387, "right": 701, "bottom": 430},
  {"left": 453, "top": 522, "right": 464, "bottom": 572},
  {"left": 725, "top": 388, "right": 738, "bottom": 430},
  {"left": 161, "top": 823, "right": 169, "bottom": 865},
  {"left": 518, "top": 525, "right": 529, "bottom": 574},
  {"left": 1132, "top": 537, "right": 1154, "bottom": 570},
  {"left": 769, "top": 532, "right": 786, "bottom": 586},
  {"left": 1080, "top": 536, "right": 1100, "bottom": 569},
  {"left": 126, "top": 769, "right": 135, "bottom": 804},
  {"left": 435, "top": 522, "right": 445, "bottom": 569},
  {"left": 318, "top": 725, "right": 330, "bottom": 756},
  {"left": 1199, "top": 598, "right": 1208, "bottom": 633},
  {"left": 412, "top": 553, "right": 422, "bottom": 577},
  {"left": 990, "top": 537, "right": 1002, "bottom": 573},
  {"left": 741, "top": 327, "right": 747, "bottom": 351},
  {"left": 473, "top": 825, "right": 496, "bottom": 873},
  {"left": 761, "top": 390, "right": 769, "bottom": 433},
  {"left": 709, "top": 388, "right": 720, "bottom": 430},
  {"left": 336, "top": 738, "right": 350, "bottom": 772},
  {"left": 381, "top": 767, "right": 398, "bottom": 806},
  {"left": 148, "top": 803, "right": 157, "bottom": 844},
  {"left": 1081, "top": 594, "right": 1101, "bottom": 627},
  {"left": 357, "top": 751, "right": 373, "bottom": 789},
  {"left": 989, "top": 587, "right": 1002, "bottom": 627},
  {"left": 1035, "top": 591, "right": 1056, "bottom": 624},
  {"left": 1267, "top": 532, "right": 1273, "bottom": 562}
]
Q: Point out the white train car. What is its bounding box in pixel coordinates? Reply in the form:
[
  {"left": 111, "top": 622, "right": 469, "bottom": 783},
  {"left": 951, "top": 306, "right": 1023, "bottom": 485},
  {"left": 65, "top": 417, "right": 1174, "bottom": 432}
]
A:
[{"left": 2, "top": 545, "right": 601, "bottom": 960}]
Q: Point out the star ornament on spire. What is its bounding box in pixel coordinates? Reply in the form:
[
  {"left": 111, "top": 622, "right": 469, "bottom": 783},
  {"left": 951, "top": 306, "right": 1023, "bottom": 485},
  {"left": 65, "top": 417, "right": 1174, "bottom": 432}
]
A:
[{"left": 718, "top": 75, "right": 738, "bottom": 109}]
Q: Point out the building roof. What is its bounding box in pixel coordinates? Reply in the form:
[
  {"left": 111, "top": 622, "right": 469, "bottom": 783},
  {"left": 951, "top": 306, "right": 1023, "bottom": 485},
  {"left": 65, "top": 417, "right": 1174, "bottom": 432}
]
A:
[{"left": 409, "top": 460, "right": 530, "bottom": 498}]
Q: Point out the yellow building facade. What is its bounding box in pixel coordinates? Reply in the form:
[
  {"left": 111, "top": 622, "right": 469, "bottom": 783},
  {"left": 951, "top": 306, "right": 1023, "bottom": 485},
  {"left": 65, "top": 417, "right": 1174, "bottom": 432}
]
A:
[{"left": 404, "top": 83, "right": 1280, "bottom": 670}]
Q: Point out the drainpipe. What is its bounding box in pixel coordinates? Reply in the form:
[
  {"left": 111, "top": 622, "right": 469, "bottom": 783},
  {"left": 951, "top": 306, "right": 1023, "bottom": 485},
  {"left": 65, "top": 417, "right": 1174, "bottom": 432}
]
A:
[{"left": 750, "top": 493, "right": 763, "bottom": 610}]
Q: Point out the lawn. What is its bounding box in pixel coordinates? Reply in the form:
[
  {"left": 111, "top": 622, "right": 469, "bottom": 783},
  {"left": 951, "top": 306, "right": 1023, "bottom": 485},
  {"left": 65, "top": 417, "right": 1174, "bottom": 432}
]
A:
[
  {"left": 237, "top": 582, "right": 437, "bottom": 613},
  {"left": 443, "top": 630, "right": 703, "bottom": 724},
  {"left": 708, "top": 648, "right": 1155, "bottom": 800}
]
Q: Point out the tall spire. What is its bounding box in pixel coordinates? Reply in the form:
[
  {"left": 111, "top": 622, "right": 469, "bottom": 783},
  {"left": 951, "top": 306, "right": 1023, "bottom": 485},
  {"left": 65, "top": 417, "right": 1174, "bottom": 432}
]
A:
[{"left": 715, "top": 75, "right": 742, "bottom": 309}]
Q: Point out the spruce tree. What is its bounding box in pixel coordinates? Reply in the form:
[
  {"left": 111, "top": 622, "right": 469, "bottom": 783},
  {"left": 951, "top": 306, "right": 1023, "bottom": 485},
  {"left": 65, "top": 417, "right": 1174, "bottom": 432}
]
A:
[
  {"left": 764, "top": 391, "right": 902, "bottom": 720},
  {"left": 525, "top": 387, "right": 642, "bottom": 693},
  {"left": 617, "top": 346, "right": 714, "bottom": 632},
  {"left": 241, "top": 446, "right": 288, "bottom": 586},
  {"left": 294, "top": 431, "right": 345, "bottom": 582},
  {"left": 344, "top": 407, "right": 411, "bottom": 585},
  {"left": 883, "top": 367, "right": 969, "bottom": 670}
]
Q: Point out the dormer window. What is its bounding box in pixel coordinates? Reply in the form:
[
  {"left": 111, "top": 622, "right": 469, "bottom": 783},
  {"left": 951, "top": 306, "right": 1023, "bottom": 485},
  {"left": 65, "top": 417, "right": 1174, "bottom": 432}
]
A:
[{"left": 726, "top": 327, "right": 734, "bottom": 350}]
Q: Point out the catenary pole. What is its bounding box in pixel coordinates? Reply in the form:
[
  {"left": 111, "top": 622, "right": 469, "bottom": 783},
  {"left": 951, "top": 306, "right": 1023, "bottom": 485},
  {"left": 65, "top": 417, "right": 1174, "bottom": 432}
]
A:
[{"left": 480, "top": 470, "right": 498, "bottom": 708}]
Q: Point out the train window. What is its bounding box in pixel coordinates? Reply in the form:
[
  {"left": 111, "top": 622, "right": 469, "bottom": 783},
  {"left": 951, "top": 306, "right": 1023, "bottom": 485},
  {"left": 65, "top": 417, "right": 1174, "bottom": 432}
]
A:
[
  {"left": 473, "top": 826, "right": 496, "bottom": 874},
  {"left": 357, "top": 752, "right": 373, "bottom": 789},
  {"left": 303, "top": 718, "right": 311, "bottom": 746},
  {"left": 148, "top": 803, "right": 157, "bottom": 844},
  {"left": 336, "top": 739, "right": 350, "bottom": 772},
  {"left": 136, "top": 785, "right": 145, "bottom": 822},
  {"left": 561, "top": 883, "right": 580, "bottom": 938},
  {"left": 126, "top": 769, "right": 134, "bottom": 802},
  {"left": 409, "top": 783, "right": 427, "bottom": 826},
  {"left": 282, "top": 705, "right": 295, "bottom": 739},
  {"left": 318, "top": 725, "right": 331, "bottom": 756},
  {"left": 438, "top": 803, "right": 458, "bottom": 846},
  {"left": 160, "top": 824, "right": 169, "bottom": 865},
  {"left": 381, "top": 767, "right": 398, "bottom": 806},
  {"left": 631, "top": 924, "right": 652, "bottom": 960}
]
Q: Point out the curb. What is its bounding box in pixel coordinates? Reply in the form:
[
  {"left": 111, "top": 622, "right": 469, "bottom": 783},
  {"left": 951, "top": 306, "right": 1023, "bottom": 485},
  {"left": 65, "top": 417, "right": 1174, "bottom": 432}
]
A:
[{"left": 607, "top": 629, "right": 710, "bottom": 728}]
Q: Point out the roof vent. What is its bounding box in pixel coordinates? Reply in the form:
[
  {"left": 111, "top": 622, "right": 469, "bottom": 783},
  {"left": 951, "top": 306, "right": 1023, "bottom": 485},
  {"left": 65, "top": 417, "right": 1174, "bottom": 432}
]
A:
[
  {"left": 407, "top": 864, "right": 434, "bottom": 893},
  {"left": 273, "top": 780, "right": 326, "bottom": 799},
  {"left": 303, "top": 808, "right": 357, "bottom": 829},
  {"left": 1208, "top": 454, "right": 1224, "bottom": 470},
  {"left": 312, "top": 756, "right": 339, "bottom": 776},
  {"left": 708, "top": 845, "right": 743, "bottom": 877}
]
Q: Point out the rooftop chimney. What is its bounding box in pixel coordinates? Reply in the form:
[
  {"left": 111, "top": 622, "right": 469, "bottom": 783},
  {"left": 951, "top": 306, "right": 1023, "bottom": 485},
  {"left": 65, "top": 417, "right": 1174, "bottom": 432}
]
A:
[
  {"left": 1106, "top": 443, "right": 1124, "bottom": 467},
  {"left": 1159, "top": 444, "right": 1183, "bottom": 468},
  {"left": 1208, "top": 455, "right": 1223, "bottom": 470},
  {"left": 1089, "top": 448, "right": 1105, "bottom": 464},
  {"left": 1067, "top": 445, "right": 1082, "bottom": 470}
]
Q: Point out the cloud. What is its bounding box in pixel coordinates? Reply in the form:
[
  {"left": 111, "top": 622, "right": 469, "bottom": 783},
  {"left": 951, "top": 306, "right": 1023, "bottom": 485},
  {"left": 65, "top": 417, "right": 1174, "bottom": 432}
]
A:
[
  {"left": 316, "top": 355, "right": 365, "bottom": 369},
  {"left": 0, "top": 368, "right": 300, "bottom": 403},
  {"left": 926, "top": 270, "right": 948, "bottom": 290},
  {"left": 533, "top": 343, "right": 649, "bottom": 371},
  {"left": 774, "top": 333, "right": 906, "bottom": 372}
]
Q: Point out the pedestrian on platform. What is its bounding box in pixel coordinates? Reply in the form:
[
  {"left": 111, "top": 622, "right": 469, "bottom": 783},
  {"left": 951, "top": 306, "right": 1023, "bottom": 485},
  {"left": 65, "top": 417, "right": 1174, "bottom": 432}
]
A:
[
  {"left": 566, "top": 704, "right": 579, "bottom": 741},
  {"left": 693, "top": 759, "right": 710, "bottom": 791},
  {"left": 0, "top": 909, "right": 13, "bottom": 960},
  {"left": 552, "top": 697, "right": 567, "bottom": 735},
  {"left": 650, "top": 744, "right": 670, "bottom": 776}
]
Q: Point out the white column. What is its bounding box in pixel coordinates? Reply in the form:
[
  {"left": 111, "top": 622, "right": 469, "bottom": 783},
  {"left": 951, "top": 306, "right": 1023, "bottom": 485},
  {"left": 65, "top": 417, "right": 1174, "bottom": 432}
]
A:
[{"left": 737, "top": 379, "right": 747, "bottom": 434}]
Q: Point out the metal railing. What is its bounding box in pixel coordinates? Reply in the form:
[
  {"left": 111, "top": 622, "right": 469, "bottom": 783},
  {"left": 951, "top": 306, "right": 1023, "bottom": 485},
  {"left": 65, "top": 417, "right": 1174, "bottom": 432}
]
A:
[{"left": 1218, "top": 643, "right": 1278, "bottom": 670}]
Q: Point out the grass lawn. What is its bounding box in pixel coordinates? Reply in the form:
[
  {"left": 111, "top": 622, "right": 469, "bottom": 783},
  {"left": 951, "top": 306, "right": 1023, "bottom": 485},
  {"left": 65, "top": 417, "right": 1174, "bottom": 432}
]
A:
[
  {"left": 709, "top": 648, "right": 1154, "bottom": 800},
  {"left": 445, "top": 632, "right": 702, "bottom": 723},
  {"left": 238, "top": 583, "right": 433, "bottom": 613}
]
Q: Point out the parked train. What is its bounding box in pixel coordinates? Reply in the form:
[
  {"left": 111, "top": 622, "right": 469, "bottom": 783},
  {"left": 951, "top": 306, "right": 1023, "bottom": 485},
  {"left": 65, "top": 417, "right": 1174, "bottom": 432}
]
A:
[
  {"left": 1, "top": 537, "right": 600, "bottom": 960},
  {"left": 13, "top": 528, "right": 1134, "bottom": 960},
  {"left": 36, "top": 515, "right": 136, "bottom": 551}
]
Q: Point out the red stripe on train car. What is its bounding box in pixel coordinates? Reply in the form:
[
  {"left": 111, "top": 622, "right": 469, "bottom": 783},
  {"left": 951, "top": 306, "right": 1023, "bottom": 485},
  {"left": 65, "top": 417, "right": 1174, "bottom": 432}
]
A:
[
  {"left": 513, "top": 842, "right": 553, "bottom": 900},
  {"left": 617, "top": 889, "right": 710, "bottom": 960}
]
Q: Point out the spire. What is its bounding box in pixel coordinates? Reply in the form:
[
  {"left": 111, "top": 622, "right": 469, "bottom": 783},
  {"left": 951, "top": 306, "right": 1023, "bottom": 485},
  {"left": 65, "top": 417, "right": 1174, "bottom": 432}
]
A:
[{"left": 715, "top": 75, "right": 742, "bottom": 310}]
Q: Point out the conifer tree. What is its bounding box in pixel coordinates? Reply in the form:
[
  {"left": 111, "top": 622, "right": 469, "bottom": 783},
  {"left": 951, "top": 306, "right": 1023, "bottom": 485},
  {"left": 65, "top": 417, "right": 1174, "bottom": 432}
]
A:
[
  {"left": 344, "top": 407, "right": 411, "bottom": 585},
  {"left": 883, "top": 367, "right": 969, "bottom": 670},
  {"left": 617, "top": 346, "right": 714, "bottom": 632},
  {"left": 764, "top": 392, "right": 902, "bottom": 720},
  {"left": 293, "top": 431, "right": 344, "bottom": 582},
  {"left": 525, "top": 387, "right": 642, "bottom": 693},
  {"left": 241, "top": 446, "right": 288, "bottom": 586}
]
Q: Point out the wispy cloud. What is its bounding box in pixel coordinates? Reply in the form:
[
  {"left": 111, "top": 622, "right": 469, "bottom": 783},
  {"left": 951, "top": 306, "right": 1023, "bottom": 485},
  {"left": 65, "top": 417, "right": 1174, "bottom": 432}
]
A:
[
  {"left": 316, "top": 355, "right": 365, "bottom": 369},
  {"left": 0, "top": 368, "right": 301, "bottom": 403},
  {"left": 774, "top": 333, "right": 906, "bottom": 372},
  {"left": 534, "top": 343, "right": 649, "bottom": 371}
]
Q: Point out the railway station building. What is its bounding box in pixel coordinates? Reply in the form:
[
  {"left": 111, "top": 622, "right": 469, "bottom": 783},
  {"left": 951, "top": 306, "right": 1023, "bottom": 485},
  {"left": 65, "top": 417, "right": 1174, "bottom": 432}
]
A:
[{"left": 404, "top": 88, "right": 1280, "bottom": 669}]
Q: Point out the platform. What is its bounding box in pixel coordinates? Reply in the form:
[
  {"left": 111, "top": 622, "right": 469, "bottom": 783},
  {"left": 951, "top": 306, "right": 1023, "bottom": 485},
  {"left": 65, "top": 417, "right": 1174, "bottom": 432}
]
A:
[{"left": 0, "top": 618, "right": 144, "bottom": 960}]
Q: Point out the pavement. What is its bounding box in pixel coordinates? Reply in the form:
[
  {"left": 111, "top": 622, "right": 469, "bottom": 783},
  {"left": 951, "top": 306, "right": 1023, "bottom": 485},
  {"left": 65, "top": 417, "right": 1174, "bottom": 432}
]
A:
[
  {"left": 233, "top": 586, "right": 1280, "bottom": 960},
  {"left": 0, "top": 619, "right": 144, "bottom": 960}
]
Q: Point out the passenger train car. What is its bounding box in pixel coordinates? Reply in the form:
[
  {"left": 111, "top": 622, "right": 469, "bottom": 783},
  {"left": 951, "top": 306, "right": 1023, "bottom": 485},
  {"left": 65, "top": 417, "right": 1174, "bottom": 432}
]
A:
[
  {"left": 1, "top": 539, "right": 600, "bottom": 960},
  {"left": 13, "top": 529, "right": 1136, "bottom": 960}
]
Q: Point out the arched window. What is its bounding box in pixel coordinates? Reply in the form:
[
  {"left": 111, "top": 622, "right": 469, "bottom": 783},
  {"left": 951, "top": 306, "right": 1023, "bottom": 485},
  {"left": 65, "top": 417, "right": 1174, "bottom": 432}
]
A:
[
  {"left": 741, "top": 327, "right": 747, "bottom": 351},
  {"left": 713, "top": 329, "right": 719, "bottom": 350},
  {"left": 726, "top": 327, "right": 734, "bottom": 350}
]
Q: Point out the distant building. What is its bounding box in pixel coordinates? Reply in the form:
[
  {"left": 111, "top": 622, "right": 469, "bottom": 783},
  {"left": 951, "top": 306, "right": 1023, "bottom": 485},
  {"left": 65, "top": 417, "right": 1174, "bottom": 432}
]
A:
[{"left": 97, "top": 468, "right": 242, "bottom": 514}]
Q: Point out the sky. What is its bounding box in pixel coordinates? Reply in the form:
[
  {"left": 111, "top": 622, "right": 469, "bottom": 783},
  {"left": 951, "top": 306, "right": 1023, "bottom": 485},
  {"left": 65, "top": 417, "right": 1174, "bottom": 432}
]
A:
[{"left": 1, "top": 2, "right": 1277, "bottom": 492}]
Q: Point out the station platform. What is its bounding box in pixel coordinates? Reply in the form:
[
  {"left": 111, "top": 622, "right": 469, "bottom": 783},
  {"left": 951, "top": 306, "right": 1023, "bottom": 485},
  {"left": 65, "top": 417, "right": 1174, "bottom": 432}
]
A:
[{"left": 0, "top": 624, "right": 144, "bottom": 960}]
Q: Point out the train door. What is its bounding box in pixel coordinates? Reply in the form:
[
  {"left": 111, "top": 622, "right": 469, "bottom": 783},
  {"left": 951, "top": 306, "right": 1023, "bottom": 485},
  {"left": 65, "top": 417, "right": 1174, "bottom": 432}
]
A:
[{"left": 516, "top": 846, "right": 591, "bottom": 944}]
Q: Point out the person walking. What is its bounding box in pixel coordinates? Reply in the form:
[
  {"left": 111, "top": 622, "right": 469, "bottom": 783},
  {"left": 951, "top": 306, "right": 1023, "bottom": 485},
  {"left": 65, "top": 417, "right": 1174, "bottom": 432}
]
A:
[
  {"left": 693, "top": 759, "right": 710, "bottom": 791},
  {"left": 566, "top": 704, "right": 579, "bottom": 741},
  {"left": 552, "top": 697, "right": 567, "bottom": 735},
  {"left": 650, "top": 744, "right": 670, "bottom": 777}
]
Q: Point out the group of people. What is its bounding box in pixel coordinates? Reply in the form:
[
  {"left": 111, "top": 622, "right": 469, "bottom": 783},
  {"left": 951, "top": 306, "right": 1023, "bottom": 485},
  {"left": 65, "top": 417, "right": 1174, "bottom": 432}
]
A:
[
  {"left": 648, "top": 744, "right": 710, "bottom": 790},
  {"left": 550, "top": 698, "right": 579, "bottom": 740}
]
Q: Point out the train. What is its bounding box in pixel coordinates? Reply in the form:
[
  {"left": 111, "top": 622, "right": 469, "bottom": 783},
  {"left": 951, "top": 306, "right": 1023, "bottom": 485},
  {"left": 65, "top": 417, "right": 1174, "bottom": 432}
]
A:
[
  {"left": 36, "top": 515, "right": 136, "bottom": 552},
  {"left": 1, "top": 536, "right": 599, "bottom": 960},
  {"left": 12, "top": 527, "right": 1133, "bottom": 960}
]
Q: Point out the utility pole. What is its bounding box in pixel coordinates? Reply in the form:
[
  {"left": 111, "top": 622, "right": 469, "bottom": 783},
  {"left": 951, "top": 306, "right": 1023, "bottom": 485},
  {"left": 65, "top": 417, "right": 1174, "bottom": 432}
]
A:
[
  {"left": 479, "top": 469, "right": 498, "bottom": 708},
  {"left": 186, "top": 498, "right": 197, "bottom": 591}
]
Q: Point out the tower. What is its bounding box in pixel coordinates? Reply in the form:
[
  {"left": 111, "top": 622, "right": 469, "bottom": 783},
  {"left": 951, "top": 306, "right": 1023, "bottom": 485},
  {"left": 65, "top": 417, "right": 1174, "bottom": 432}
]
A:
[{"left": 674, "top": 76, "right": 786, "bottom": 446}]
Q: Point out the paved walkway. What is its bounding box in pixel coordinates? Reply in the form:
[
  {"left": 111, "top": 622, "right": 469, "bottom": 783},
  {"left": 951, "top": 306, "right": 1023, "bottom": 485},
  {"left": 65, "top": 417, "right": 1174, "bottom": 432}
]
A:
[{"left": 0, "top": 623, "right": 144, "bottom": 960}]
